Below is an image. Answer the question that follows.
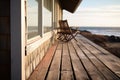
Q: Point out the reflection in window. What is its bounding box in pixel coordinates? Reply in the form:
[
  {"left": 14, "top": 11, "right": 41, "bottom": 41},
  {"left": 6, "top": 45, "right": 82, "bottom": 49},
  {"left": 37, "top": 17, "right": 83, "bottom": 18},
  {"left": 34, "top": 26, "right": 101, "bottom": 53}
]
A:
[
  {"left": 27, "top": 0, "right": 38, "bottom": 39},
  {"left": 43, "top": 0, "right": 52, "bottom": 33}
]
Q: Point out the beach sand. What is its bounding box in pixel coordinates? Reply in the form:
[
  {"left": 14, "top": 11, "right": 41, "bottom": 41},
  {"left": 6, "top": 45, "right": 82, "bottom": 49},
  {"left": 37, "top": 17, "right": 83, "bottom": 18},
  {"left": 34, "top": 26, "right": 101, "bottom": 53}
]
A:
[{"left": 80, "top": 30, "right": 120, "bottom": 58}]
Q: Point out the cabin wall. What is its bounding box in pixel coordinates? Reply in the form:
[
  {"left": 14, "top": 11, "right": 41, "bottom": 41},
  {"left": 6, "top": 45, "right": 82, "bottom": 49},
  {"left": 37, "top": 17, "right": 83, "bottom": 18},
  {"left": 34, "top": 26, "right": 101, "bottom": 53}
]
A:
[
  {"left": 25, "top": 38, "right": 53, "bottom": 79},
  {"left": 25, "top": 0, "right": 62, "bottom": 79},
  {"left": 0, "top": 0, "right": 10, "bottom": 80}
]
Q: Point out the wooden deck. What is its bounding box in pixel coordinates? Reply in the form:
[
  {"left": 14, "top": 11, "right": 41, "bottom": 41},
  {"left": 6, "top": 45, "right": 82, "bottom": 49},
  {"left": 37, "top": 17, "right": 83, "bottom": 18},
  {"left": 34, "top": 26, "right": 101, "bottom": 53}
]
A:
[{"left": 28, "top": 35, "right": 120, "bottom": 80}]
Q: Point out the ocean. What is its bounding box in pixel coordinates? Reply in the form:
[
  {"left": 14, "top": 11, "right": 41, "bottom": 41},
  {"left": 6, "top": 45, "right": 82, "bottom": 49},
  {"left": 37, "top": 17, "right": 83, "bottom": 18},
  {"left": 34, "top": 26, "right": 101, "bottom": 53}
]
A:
[
  {"left": 79, "top": 27, "right": 120, "bottom": 37},
  {"left": 28, "top": 26, "right": 120, "bottom": 37}
]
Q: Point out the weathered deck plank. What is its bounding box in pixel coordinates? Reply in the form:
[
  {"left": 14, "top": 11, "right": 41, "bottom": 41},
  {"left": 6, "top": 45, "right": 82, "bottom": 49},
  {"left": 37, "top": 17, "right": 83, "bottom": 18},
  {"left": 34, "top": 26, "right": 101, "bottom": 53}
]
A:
[
  {"left": 77, "top": 40, "right": 119, "bottom": 80},
  {"left": 28, "top": 43, "right": 58, "bottom": 80},
  {"left": 46, "top": 43, "right": 62, "bottom": 80},
  {"left": 61, "top": 43, "right": 74, "bottom": 80},
  {"left": 77, "top": 35, "right": 120, "bottom": 78},
  {"left": 68, "top": 42, "right": 90, "bottom": 80},
  {"left": 28, "top": 35, "right": 120, "bottom": 80},
  {"left": 72, "top": 40, "right": 106, "bottom": 80}
]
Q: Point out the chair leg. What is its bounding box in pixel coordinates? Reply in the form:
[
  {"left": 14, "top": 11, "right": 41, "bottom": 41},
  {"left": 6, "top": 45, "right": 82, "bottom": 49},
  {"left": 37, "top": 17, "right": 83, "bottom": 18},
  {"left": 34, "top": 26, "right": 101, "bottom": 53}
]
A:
[
  {"left": 72, "top": 33, "right": 78, "bottom": 42},
  {"left": 57, "top": 31, "right": 79, "bottom": 42}
]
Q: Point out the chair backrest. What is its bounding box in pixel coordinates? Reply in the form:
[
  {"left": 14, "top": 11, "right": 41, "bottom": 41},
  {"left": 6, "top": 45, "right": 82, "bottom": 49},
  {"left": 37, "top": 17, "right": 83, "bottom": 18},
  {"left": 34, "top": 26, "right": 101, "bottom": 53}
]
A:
[{"left": 59, "top": 20, "right": 71, "bottom": 32}]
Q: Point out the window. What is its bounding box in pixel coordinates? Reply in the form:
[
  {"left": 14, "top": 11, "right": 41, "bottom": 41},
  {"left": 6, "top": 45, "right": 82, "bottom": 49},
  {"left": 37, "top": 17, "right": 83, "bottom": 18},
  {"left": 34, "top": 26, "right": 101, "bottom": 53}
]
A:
[
  {"left": 27, "top": 0, "right": 38, "bottom": 39},
  {"left": 43, "top": 0, "right": 52, "bottom": 33}
]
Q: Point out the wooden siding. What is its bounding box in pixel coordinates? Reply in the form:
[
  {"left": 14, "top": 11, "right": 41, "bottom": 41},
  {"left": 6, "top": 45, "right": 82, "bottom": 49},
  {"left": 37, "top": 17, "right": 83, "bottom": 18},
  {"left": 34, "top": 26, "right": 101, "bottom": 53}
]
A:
[{"left": 25, "top": 39, "right": 54, "bottom": 79}]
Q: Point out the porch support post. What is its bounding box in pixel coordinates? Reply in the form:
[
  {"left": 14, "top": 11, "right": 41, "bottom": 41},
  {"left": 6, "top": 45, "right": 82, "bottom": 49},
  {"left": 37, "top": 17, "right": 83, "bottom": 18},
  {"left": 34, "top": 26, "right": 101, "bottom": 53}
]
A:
[
  {"left": 38, "top": 0, "right": 43, "bottom": 37},
  {"left": 11, "top": 0, "right": 25, "bottom": 80}
]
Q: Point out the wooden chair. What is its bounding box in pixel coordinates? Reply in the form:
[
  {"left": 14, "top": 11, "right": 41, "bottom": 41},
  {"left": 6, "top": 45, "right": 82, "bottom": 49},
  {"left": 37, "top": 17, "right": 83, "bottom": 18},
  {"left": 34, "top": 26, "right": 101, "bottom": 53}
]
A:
[{"left": 57, "top": 20, "right": 80, "bottom": 42}]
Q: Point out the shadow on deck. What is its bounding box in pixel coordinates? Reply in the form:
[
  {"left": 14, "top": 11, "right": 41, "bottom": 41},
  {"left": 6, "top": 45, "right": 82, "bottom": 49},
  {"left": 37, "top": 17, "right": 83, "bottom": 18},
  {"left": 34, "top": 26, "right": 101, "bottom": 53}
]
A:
[{"left": 28, "top": 35, "right": 120, "bottom": 80}]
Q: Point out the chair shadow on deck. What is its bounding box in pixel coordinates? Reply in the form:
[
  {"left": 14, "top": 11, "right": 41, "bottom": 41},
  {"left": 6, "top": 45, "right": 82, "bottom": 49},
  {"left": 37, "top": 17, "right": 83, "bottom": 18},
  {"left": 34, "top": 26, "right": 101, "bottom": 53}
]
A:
[{"left": 57, "top": 20, "right": 80, "bottom": 42}]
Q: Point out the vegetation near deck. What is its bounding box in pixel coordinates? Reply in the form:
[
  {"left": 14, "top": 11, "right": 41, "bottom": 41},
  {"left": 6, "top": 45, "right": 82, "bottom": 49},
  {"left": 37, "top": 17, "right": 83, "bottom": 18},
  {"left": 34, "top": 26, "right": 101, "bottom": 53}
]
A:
[
  {"left": 80, "top": 31, "right": 120, "bottom": 58},
  {"left": 28, "top": 35, "right": 120, "bottom": 80}
]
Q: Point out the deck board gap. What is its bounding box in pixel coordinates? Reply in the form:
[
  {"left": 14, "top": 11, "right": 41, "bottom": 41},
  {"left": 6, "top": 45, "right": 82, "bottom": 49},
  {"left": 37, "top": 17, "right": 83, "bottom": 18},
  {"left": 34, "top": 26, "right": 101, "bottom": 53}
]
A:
[{"left": 59, "top": 43, "right": 63, "bottom": 80}]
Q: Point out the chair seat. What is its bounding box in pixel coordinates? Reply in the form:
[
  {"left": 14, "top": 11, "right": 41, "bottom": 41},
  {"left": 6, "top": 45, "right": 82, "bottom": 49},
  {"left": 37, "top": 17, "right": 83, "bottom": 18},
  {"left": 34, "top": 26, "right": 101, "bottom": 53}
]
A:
[{"left": 57, "top": 20, "right": 80, "bottom": 42}]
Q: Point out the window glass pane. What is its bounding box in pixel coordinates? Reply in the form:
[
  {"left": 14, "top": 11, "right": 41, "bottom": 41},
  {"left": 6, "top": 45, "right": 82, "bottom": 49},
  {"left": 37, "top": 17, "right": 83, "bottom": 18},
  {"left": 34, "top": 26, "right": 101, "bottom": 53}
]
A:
[
  {"left": 27, "top": 0, "right": 38, "bottom": 39},
  {"left": 43, "top": 0, "right": 52, "bottom": 33}
]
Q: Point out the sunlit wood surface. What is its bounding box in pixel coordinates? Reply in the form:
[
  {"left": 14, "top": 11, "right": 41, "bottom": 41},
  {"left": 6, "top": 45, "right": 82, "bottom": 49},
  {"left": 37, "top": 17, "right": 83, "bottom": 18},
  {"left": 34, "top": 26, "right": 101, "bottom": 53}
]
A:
[{"left": 28, "top": 35, "right": 120, "bottom": 80}]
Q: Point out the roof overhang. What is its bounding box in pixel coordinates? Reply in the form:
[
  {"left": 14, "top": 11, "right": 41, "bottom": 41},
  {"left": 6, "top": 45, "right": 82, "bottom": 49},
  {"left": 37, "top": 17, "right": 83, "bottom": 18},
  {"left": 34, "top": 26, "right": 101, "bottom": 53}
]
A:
[{"left": 59, "top": 0, "right": 82, "bottom": 13}]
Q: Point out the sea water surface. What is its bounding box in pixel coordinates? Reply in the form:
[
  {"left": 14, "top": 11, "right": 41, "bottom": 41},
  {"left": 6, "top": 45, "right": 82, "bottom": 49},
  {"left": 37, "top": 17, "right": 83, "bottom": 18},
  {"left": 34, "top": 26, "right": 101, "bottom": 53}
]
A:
[
  {"left": 79, "top": 27, "right": 120, "bottom": 37},
  {"left": 28, "top": 26, "right": 120, "bottom": 37}
]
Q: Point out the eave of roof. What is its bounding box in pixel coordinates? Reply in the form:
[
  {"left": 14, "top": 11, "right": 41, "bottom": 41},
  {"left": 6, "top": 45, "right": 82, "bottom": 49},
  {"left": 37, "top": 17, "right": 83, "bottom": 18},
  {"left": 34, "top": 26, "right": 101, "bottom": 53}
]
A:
[{"left": 59, "top": 0, "right": 82, "bottom": 13}]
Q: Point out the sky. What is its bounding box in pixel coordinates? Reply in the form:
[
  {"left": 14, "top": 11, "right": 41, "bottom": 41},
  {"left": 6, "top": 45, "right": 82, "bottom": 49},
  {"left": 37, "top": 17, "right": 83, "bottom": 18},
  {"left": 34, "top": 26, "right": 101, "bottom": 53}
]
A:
[
  {"left": 63, "top": 0, "right": 120, "bottom": 27},
  {"left": 27, "top": 0, "right": 38, "bottom": 26}
]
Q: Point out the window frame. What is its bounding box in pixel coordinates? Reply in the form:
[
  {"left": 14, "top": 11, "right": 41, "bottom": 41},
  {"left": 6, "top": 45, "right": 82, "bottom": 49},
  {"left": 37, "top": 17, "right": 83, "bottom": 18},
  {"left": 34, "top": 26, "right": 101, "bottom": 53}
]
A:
[{"left": 26, "top": 0, "right": 55, "bottom": 53}]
